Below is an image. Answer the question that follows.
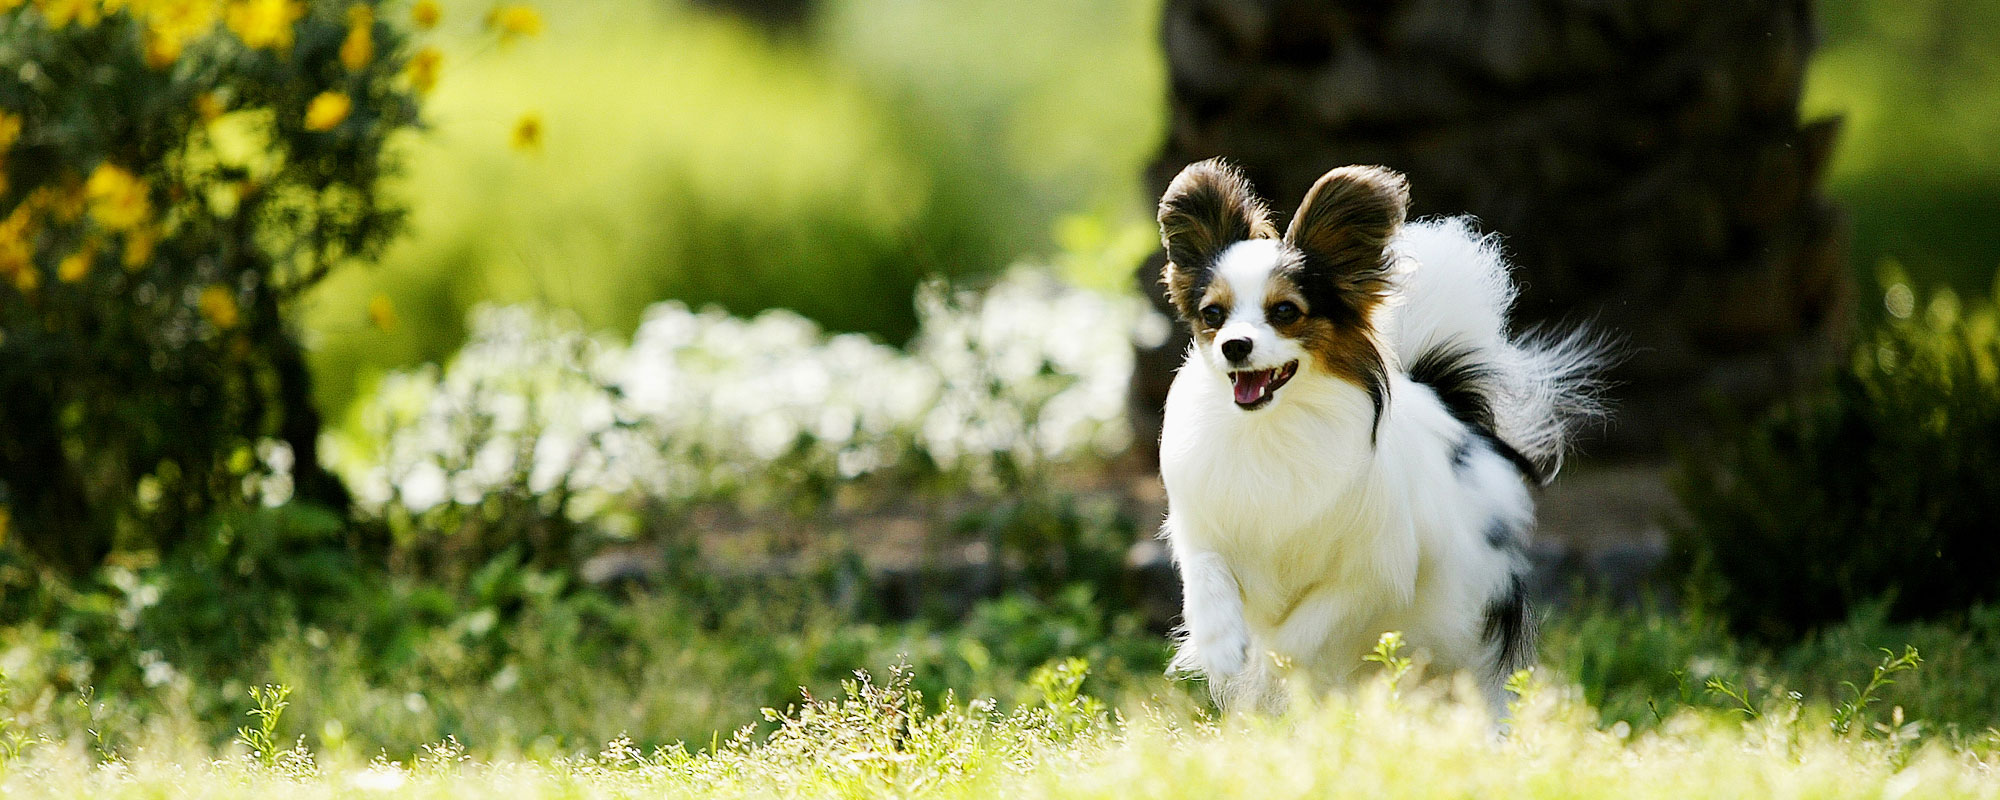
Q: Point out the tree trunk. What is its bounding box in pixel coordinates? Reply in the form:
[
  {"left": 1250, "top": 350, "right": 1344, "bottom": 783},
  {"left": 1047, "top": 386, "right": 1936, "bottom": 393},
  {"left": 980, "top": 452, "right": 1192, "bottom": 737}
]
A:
[{"left": 1133, "top": 0, "right": 1848, "bottom": 458}]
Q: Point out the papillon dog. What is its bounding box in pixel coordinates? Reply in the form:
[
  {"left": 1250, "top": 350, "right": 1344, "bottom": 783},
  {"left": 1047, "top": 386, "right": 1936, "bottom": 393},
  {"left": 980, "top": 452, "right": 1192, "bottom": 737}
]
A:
[{"left": 1155, "top": 159, "right": 1606, "bottom": 714}]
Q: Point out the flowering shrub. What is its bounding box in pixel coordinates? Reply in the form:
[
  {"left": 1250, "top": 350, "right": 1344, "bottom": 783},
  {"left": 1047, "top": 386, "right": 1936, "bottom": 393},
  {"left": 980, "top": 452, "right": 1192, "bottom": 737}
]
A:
[
  {"left": 334, "top": 270, "right": 1152, "bottom": 569},
  {"left": 0, "top": 0, "right": 435, "bottom": 575}
]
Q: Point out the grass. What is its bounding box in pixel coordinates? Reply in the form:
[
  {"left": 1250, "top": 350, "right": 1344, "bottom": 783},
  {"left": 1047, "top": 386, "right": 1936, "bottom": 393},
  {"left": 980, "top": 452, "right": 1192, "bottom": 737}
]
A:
[
  {"left": 8, "top": 564, "right": 2000, "bottom": 771},
  {"left": 6, "top": 484, "right": 1999, "bottom": 791},
  {"left": 3, "top": 645, "right": 1998, "bottom": 798}
]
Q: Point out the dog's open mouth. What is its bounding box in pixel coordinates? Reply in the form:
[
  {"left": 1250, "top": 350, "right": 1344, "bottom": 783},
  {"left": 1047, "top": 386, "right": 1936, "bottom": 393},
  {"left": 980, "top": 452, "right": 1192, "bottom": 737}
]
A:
[{"left": 1230, "top": 361, "right": 1298, "bottom": 409}]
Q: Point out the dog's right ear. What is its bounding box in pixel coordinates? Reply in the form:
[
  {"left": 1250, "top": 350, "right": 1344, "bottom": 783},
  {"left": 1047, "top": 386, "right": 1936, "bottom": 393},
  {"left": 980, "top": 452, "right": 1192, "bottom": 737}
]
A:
[{"left": 1158, "top": 158, "right": 1275, "bottom": 319}]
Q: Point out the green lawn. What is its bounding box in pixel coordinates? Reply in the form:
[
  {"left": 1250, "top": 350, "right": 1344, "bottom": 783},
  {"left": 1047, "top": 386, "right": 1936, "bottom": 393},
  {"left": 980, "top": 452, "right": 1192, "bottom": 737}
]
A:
[
  {"left": 6, "top": 582, "right": 2000, "bottom": 797},
  {"left": 4, "top": 659, "right": 1996, "bottom": 799}
]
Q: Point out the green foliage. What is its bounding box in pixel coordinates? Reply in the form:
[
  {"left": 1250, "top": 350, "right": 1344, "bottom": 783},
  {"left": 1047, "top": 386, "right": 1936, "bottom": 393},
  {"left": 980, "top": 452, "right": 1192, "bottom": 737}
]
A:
[
  {"left": 8, "top": 654, "right": 2000, "bottom": 798},
  {"left": 1832, "top": 646, "right": 1922, "bottom": 737},
  {"left": 1703, "top": 675, "right": 1760, "bottom": 720},
  {"left": 1543, "top": 599, "right": 2000, "bottom": 738},
  {"left": 301, "top": 0, "right": 1166, "bottom": 413},
  {"left": 950, "top": 492, "right": 1138, "bottom": 603},
  {"left": 0, "top": 671, "right": 25, "bottom": 772},
  {"left": 235, "top": 683, "right": 291, "bottom": 768},
  {"left": 1807, "top": 0, "right": 2000, "bottom": 301},
  {"left": 148, "top": 503, "right": 372, "bottom": 653},
  {"left": 1672, "top": 277, "right": 2000, "bottom": 638},
  {"left": 0, "top": 0, "right": 429, "bottom": 575},
  {"left": 1363, "top": 631, "right": 1414, "bottom": 696},
  {"left": 7, "top": 547, "right": 2000, "bottom": 768}
]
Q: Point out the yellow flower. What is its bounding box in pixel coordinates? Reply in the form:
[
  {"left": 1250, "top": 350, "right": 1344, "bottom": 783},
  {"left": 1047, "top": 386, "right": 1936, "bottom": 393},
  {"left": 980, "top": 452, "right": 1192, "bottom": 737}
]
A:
[
  {"left": 33, "top": 184, "right": 88, "bottom": 223},
  {"left": 123, "top": 226, "right": 158, "bottom": 269},
  {"left": 406, "top": 46, "right": 441, "bottom": 93},
  {"left": 35, "top": 0, "right": 103, "bottom": 28},
  {"left": 510, "top": 111, "right": 541, "bottom": 150},
  {"left": 0, "top": 207, "right": 35, "bottom": 284},
  {"left": 140, "top": 0, "right": 221, "bottom": 67},
  {"left": 486, "top": 3, "right": 540, "bottom": 41},
  {"left": 11, "top": 262, "right": 39, "bottom": 293},
  {"left": 0, "top": 203, "right": 33, "bottom": 243},
  {"left": 198, "top": 284, "right": 239, "bottom": 329},
  {"left": 303, "top": 91, "right": 352, "bottom": 131},
  {"left": 143, "top": 30, "right": 184, "bottom": 68},
  {"left": 340, "top": 4, "right": 373, "bottom": 70},
  {"left": 410, "top": 0, "right": 438, "bottom": 29},
  {"left": 86, "top": 163, "right": 152, "bottom": 231},
  {"left": 57, "top": 246, "right": 92, "bottom": 283},
  {"left": 368, "top": 292, "right": 397, "bottom": 331},
  {"left": 195, "top": 91, "right": 225, "bottom": 122},
  {"left": 0, "top": 112, "right": 20, "bottom": 153},
  {"left": 226, "top": 0, "right": 303, "bottom": 50},
  {"left": 146, "top": 0, "right": 223, "bottom": 37}
]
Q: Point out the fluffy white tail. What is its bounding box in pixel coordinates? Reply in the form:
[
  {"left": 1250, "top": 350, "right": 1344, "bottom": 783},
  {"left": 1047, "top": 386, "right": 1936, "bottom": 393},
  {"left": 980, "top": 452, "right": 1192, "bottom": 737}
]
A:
[{"left": 1387, "top": 217, "right": 1612, "bottom": 477}]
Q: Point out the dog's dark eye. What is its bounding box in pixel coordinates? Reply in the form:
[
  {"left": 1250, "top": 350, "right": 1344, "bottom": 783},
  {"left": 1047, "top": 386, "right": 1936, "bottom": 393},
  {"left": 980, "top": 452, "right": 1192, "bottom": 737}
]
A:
[
  {"left": 1199, "top": 304, "right": 1226, "bottom": 328},
  {"left": 1268, "top": 301, "right": 1302, "bottom": 325}
]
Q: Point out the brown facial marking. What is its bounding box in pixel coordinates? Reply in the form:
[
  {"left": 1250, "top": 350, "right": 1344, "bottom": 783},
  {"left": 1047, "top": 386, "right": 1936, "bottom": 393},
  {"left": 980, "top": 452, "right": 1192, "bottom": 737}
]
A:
[
  {"left": 1190, "top": 277, "right": 1235, "bottom": 345},
  {"left": 1265, "top": 266, "right": 1380, "bottom": 393},
  {"left": 1158, "top": 158, "right": 1278, "bottom": 322},
  {"left": 1278, "top": 166, "right": 1409, "bottom": 439},
  {"left": 1262, "top": 272, "right": 1310, "bottom": 331},
  {"left": 1294, "top": 314, "right": 1386, "bottom": 392}
]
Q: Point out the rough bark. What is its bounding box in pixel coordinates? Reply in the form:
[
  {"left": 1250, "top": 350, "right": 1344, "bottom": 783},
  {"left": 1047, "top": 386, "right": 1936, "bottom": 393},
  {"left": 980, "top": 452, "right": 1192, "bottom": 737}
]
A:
[{"left": 1134, "top": 0, "right": 1849, "bottom": 458}]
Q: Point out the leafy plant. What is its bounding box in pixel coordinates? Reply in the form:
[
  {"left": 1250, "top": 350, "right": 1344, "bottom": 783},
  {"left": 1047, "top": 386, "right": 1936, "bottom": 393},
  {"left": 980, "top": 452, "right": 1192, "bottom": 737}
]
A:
[
  {"left": 1832, "top": 646, "right": 1922, "bottom": 736},
  {"left": 0, "top": 0, "right": 435, "bottom": 575},
  {"left": 1363, "top": 631, "right": 1415, "bottom": 696},
  {"left": 1502, "top": 668, "right": 1536, "bottom": 720},
  {"left": 1674, "top": 275, "right": 2000, "bottom": 638},
  {"left": 1704, "top": 676, "right": 1760, "bottom": 720},
  {"left": 0, "top": 670, "right": 26, "bottom": 771},
  {"left": 235, "top": 683, "right": 291, "bottom": 768}
]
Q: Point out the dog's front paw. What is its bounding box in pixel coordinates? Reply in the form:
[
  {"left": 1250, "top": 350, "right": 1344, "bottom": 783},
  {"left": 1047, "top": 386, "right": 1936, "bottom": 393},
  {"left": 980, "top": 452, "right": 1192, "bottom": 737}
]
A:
[{"left": 1193, "top": 626, "right": 1251, "bottom": 679}]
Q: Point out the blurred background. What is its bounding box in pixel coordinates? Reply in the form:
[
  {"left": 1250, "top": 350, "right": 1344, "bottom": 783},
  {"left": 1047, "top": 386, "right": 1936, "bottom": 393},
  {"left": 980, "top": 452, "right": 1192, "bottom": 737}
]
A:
[
  {"left": 2, "top": 0, "right": 1999, "bottom": 760},
  {"left": 302, "top": 0, "right": 1168, "bottom": 410},
  {"left": 301, "top": 0, "right": 2000, "bottom": 414}
]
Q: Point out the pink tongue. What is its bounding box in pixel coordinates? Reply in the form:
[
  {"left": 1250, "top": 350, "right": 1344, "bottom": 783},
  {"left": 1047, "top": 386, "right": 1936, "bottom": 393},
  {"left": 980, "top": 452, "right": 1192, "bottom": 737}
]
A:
[{"left": 1232, "top": 371, "right": 1271, "bottom": 405}]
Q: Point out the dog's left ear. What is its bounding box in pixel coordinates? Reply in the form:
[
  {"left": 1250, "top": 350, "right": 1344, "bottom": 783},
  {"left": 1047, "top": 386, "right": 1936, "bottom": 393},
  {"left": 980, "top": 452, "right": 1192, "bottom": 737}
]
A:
[{"left": 1285, "top": 165, "right": 1410, "bottom": 304}]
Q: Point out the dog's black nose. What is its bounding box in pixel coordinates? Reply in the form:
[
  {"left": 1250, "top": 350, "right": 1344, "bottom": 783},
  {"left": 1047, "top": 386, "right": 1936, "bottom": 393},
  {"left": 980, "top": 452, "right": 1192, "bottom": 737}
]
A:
[{"left": 1220, "top": 338, "right": 1252, "bottom": 364}]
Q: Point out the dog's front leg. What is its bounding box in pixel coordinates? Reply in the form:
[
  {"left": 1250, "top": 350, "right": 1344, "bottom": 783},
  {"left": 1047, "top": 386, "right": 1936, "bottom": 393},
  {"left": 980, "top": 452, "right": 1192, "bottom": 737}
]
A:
[{"left": 1168, "top": 543, "right": 1252, "bottom": 682}]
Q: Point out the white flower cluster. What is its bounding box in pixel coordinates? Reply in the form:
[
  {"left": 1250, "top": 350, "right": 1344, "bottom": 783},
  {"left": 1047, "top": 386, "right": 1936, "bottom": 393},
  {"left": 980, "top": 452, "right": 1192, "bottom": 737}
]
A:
[{"left": 332, "top": 270, "right": 1158, "bottom": 524}]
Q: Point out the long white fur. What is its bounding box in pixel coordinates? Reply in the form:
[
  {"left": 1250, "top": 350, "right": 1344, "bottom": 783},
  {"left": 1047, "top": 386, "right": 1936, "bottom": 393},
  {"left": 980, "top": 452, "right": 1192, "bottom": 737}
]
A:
[
  {"left": 1389, "top": 218, "right": 1608, "bottom": 471},
  {"left": 1161, "top": 216, "right": 1602, "bottom": 714}
]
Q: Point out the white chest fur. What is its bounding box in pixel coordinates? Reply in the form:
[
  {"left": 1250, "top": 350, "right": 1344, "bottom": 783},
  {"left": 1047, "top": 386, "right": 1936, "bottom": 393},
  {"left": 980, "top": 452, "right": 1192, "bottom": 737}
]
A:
[
  {"left": 1160, "top": 353, "right": 1529, "bottom": 710},
  {"left": 1160, "top": 359, "right": 1396, "bottom": 608}
]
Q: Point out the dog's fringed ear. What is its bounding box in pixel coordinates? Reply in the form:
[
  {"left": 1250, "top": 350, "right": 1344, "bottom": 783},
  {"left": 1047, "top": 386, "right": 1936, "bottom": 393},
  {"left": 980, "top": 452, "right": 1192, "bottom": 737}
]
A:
[
  {"left": 1284, "top": 165, "right": 1410, "bottom": 301},
  {"left": 1158, "top": 158, "right": 1276, "bottom": 318}
]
